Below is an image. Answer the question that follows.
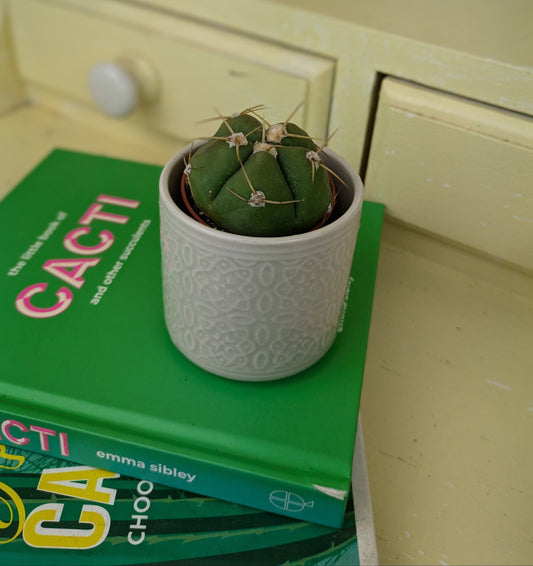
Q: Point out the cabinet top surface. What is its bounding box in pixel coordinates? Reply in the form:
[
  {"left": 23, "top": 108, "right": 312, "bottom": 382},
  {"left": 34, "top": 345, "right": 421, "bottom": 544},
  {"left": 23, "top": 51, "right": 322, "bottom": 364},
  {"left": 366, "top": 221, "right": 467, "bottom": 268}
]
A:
[{"left": 266, "top": 0, "right": 533, "bottom": 69}]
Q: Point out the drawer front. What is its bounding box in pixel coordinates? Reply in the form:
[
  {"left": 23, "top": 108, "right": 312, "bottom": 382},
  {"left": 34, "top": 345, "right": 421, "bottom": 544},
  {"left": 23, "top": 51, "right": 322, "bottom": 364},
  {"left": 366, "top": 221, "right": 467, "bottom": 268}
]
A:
[
  {"left": 365, "top": 78, "right": 533, "bottom": 272},
  {"left": 9, "top": 0, "right": 334, "bottom": 142}
]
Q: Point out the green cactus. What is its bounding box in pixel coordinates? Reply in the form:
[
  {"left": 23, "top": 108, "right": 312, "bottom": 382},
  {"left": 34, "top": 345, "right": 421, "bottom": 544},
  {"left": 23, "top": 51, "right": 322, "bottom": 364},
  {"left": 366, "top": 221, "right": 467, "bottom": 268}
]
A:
[{"left": 184, "top": 107, "right": 337, "bottom": 237}]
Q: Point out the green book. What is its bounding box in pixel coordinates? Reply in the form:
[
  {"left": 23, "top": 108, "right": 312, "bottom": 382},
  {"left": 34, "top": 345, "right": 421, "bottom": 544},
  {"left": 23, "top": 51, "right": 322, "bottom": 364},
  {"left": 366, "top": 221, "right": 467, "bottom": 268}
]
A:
[
  {"left": 0, "top": 443, "right": 359, "bottom": 564},
  {"left": 0, "top": 149, "right": 384, "bottom": 528}
]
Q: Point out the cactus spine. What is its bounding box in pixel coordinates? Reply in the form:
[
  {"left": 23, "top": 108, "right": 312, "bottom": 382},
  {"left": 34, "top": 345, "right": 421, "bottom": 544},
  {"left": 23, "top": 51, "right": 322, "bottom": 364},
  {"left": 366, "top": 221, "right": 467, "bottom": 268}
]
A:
[{"left": 184, "top": 107, "right": 338, "bottom": 237}]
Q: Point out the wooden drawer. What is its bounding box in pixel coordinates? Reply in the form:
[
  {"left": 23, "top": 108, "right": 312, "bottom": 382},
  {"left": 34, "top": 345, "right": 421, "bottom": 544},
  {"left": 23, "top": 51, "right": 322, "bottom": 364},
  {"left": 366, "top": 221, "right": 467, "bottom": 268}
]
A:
[
  {"left": 365, "top": 78, "right": 533, "bottom": 272},
  {"left": 8, "top": 0, "right": 334, "bottom": 142}
]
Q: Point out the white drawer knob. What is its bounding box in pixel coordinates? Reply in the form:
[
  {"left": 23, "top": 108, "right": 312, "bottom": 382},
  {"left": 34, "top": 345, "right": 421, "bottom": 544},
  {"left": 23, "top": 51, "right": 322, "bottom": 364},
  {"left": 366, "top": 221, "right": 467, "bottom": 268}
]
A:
[{"left": 88, "top": 61, "right": 139, "bottom": 118}]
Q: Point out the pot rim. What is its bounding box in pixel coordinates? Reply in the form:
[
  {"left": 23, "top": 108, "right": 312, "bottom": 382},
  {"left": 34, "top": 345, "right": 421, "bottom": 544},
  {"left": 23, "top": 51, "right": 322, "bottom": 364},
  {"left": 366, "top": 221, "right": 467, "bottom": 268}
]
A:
[{"left": 159, "top": 142, "right": 364, "bottom": 246}]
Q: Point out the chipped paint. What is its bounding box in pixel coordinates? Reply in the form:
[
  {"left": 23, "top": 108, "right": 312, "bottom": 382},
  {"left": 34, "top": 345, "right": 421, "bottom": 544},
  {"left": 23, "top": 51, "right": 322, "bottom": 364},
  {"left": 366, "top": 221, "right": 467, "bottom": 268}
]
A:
[
  {"left": 312, "top": 484, "right": 348, "bottom": 500},
  {"left": 485, "top": 379, "right": 511, "bottom": 391}
]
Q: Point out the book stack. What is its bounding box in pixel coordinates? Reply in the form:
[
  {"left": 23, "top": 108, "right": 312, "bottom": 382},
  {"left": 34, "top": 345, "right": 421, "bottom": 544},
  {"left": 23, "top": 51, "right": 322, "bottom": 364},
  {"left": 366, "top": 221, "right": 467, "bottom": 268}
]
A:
[
  {"left": 0, "top": 149, "right": 383, "bottom": 563},
  {"left": 0, "top": 443, "right": 362, "bottom": 565}
]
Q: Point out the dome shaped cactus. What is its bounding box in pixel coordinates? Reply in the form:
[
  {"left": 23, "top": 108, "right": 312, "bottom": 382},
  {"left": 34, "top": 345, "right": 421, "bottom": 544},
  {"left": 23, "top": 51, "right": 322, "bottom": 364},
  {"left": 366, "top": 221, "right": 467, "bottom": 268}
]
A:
[{"left": 184, "top": 106, "right": 339, "bottom": 237}]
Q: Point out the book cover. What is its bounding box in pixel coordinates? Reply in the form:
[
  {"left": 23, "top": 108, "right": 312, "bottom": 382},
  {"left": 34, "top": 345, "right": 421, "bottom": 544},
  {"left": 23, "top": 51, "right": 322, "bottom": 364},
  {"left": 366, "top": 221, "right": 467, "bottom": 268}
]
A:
[
  {"left": 0, "top": 443, "right": 359, "bottom": 565},
  {"left": 0, "top": 149, "right": 384, "bottom": 528}
]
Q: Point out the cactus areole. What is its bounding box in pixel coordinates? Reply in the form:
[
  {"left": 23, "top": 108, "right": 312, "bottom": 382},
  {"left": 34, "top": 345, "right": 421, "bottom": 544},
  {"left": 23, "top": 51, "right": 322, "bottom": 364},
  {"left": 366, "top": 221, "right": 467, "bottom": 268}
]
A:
[{"left": 183, "top": 109, "right": 338, "bottom": 237}]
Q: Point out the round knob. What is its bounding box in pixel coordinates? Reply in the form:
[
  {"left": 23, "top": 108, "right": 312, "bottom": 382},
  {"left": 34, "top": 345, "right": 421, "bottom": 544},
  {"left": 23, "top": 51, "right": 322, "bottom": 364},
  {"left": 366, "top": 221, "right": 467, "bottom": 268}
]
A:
[{"left": 88, "top": 62, "right": 139, "bottom": 118}]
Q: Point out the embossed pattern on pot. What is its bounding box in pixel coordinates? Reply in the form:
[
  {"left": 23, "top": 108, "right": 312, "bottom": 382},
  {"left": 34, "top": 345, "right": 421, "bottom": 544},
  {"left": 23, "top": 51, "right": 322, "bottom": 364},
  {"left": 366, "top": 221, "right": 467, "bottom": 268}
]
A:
[{"left": 160, "top": 202, "right": 359, "bottom": 380}]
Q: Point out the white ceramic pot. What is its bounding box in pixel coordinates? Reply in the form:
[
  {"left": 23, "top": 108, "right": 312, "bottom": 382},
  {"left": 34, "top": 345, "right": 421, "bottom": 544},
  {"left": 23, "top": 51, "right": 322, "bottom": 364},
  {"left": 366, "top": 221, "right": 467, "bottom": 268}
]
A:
[{"left": 159, "top": 143, "right": 364, "bottom": 381}]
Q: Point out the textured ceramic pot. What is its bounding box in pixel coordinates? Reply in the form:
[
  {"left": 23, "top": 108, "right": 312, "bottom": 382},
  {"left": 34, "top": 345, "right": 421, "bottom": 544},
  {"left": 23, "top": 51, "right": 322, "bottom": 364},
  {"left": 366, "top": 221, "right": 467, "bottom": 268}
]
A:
[{"left": 159, "top": 142, "right": 364, "bottom": 381}]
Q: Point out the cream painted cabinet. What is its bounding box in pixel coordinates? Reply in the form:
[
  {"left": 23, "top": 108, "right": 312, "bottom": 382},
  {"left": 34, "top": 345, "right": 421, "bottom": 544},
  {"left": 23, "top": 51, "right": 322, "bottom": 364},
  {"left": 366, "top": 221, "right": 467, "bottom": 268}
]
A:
[
  {"left": 8, "top": 0, "right": 334, "bottom": 143},
  {"left": 365, "top": 78, "right": 533, "bottom": 272}
]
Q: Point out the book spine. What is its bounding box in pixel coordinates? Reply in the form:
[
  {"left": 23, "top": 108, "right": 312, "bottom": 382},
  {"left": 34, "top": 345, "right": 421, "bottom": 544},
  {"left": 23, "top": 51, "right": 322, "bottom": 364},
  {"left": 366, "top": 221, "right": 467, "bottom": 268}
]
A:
[
  {"left": 0, "top": 411, "right": 348, "bottom": 528},
  {"left": 0, "top": 443, "right": 358, "bottom": 565}
]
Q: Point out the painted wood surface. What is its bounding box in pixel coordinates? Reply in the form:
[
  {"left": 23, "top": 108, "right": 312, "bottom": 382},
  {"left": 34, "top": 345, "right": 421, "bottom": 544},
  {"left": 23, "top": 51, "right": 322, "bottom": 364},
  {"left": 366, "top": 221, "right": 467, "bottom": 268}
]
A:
[
  {"left": 8, "top": 0, "right": 333, "bottom": 143},
  {"left": 144, "top": 0, "right": 533, "bottom": 167},
  {"left": 0, "top": 0, "right": 24, "bottom": 116},
  {"left": 365, "top": 78, "right": 533, "bottom": 272}
]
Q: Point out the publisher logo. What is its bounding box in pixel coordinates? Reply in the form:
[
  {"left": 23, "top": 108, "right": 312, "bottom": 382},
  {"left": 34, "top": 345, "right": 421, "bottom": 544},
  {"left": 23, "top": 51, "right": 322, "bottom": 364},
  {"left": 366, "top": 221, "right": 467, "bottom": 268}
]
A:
[{"left": 269, "top": 490, "right": 314, "bottom": 513}]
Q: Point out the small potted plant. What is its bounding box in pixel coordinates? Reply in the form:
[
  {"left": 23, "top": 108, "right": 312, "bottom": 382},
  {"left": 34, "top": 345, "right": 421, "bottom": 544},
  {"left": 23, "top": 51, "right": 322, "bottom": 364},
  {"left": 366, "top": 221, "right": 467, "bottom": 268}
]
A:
[{"left": 159, "top": 106, "right": 364, "bottom": 381}]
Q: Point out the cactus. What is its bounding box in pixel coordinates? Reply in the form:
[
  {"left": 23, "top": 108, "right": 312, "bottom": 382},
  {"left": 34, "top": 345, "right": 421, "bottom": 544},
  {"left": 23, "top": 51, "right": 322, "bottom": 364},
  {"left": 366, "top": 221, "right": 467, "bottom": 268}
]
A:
[{"left": 184, "top": 106, "right": 339, "bottom": 237}]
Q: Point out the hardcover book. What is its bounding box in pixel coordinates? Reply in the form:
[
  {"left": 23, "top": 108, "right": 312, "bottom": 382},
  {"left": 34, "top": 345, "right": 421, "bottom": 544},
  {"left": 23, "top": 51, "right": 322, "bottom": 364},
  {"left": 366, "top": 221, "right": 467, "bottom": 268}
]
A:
[
  {"left": 0, "top": 443, "right": 360, "bottom": 565},
  {"left": 0, "top": 149, "right": 384, "bottom": 528}
]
